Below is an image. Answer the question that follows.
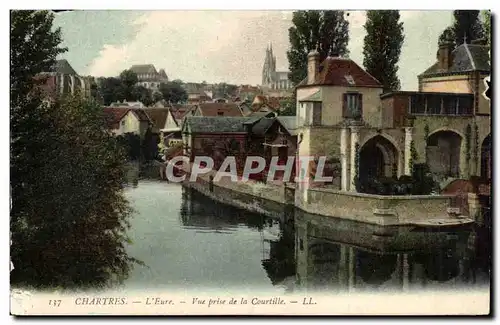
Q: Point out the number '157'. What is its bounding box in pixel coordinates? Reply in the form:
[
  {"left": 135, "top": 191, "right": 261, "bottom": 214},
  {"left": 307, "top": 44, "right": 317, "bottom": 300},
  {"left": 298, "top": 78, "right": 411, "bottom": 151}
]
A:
[{"left": 49, "top": 300, "right": 61, "bottom": 307}]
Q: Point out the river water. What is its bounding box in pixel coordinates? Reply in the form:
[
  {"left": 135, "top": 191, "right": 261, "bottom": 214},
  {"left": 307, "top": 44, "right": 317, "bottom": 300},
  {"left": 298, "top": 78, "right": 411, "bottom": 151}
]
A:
[{"left": 120, "top": 181, "right": 490, "bottom": 294}]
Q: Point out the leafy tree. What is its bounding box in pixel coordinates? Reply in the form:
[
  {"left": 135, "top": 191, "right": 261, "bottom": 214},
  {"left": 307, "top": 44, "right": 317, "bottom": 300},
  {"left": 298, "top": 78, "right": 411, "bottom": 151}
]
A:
[
  {"left": 116, "top": 132, "right": 142, "bottom": 161},
  {"left": 152, "top": 91, "right": 163, "bottom": 104},
  {"left": 98, "top": 77, "right": 125, "bottom": 105},
  {"left": 10, "top": 10, "right": 139, "bottom": 289},
  {"left": 278, "top": 97, "right": 296, "bottom": 116},
  {"left": 438, "top": 10, "right": 485, "bottom": 48},
  {"left": 362, "top": 10, "right": 405, "bottom": 91},
  {"left": 438, "top": 26, "right": 455, "bottom": 45},
  {"left": 483, "top": 10, "right": 491, "bottom": 46},
  {"left": 131, "top": 85, "right": 153, "bottom": 107},
  {"left": 119, "top": 69, "right": 139, "bottom": 101},
  {"left": 159, "top": 80, "right": 188, "bottom": 104},
  {"left": 287, "top": 10, "right": 350, "bottom": 85},
  {"left": 213, "top": 83, "right": 238, "bottom": 98}
]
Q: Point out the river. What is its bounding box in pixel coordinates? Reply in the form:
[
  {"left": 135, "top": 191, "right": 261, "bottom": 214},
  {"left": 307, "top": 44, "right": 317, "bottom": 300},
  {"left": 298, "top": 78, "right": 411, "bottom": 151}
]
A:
[{"left": 120, "top": 180, "right": 490, "bottom": 294}]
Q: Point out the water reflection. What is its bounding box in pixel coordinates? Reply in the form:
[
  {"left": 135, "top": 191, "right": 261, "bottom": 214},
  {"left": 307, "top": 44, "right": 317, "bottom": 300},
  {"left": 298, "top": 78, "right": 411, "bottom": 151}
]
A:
[
  {"left": 295, "top": 211, "right": 490, "bottom": 292},
  {"left": 124, "top": 182, "right": 490, "bottom": 293}
]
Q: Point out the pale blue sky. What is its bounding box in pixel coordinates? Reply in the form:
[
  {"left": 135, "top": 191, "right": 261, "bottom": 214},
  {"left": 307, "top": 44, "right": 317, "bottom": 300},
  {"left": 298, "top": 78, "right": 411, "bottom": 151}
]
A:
[{"left": 53, "top": 10, "right": 454, "bottom": 90}]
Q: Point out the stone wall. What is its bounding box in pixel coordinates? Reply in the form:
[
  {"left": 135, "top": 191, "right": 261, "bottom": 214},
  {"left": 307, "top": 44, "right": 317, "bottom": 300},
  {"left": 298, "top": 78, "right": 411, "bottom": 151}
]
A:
[
  {"left": 184, "top": 171, "right": 292, "bottom": 219},
  {"left": 298, "top": 187, "right": 454, "bottom": 225}
]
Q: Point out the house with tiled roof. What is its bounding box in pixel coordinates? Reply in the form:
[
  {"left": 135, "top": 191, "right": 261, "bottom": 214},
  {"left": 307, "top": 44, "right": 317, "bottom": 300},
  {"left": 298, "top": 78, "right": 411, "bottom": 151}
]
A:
[
  {"left": 418, "top": 39, "right": 490, "bottom": 116},
  {"left": 103, "top": 106, "right": 151, "bottom": 137},
  {"left": 192, "top": 103, "right": 244, "bottom": 117}
]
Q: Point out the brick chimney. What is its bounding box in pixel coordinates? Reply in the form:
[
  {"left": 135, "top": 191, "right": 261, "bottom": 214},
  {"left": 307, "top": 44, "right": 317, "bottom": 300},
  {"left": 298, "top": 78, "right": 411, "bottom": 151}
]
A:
[
  {"left": 307, "top": 49, "right": 320, "bottom": 85},
  {"left": 437, "top": 42, "right": 453, "bottom": 71}
]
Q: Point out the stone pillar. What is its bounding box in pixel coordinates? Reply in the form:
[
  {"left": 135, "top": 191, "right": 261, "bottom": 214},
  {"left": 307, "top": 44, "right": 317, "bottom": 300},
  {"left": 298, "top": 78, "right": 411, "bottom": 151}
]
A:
[
  {"left": 404, "top": 127, "right": 413, "bottom": 176},
  {"left": 349, "top": 127, "right": 360, "bottom": 192},
  {"left": 468, "top": 192, "right": 483, "bottom": 225},
  {"left": 340, "top": 127, "right": 350, "bottom": 191}
]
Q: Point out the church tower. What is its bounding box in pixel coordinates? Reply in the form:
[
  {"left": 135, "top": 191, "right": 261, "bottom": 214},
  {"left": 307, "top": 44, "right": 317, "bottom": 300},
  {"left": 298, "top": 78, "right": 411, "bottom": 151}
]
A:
[{"left": 261, "top": 43, "right": 277, "bottom": 87}]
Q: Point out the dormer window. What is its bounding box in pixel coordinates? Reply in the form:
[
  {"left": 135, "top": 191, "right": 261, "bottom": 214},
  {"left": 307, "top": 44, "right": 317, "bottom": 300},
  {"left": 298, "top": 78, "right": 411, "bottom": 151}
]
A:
[{"left": 345, "top": 75, "right": 355, "bottom": 85}]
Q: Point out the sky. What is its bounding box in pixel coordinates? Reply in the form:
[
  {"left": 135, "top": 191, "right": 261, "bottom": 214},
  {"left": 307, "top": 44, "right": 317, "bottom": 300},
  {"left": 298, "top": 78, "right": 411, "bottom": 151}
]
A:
[{"left": 53, "top": 10, "right": 454, "bottom": 91}]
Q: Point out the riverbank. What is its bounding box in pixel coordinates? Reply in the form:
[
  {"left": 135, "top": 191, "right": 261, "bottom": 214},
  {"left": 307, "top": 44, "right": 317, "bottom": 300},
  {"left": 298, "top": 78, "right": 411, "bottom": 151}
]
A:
[{"left": 182, "top": 164, "right": 475, "bottom": 228}]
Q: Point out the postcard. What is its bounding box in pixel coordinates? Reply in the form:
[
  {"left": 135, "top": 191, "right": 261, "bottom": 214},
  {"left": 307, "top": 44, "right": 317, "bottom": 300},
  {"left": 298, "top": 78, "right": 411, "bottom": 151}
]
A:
[{"left": 10, "top": 9, "right": 491, "bottom": 316}]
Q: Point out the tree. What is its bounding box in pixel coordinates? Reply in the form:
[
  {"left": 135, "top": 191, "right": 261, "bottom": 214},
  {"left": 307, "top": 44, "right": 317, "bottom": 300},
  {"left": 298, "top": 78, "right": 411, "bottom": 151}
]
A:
[
  {"left": 287, "top": 10, "right": 350, "bottom": 85},
  {"left": 119, "top": 69, "right": 139, "bottom": 101},
  {"left": 152, "top": 91, "right": 163, "bottom": 104},
  {"left": 10, "top": 10, "right": 139, "bottom": 289},
  {"left": 483, "top": 10, "right": 491, "bottom": 46},
  {"left": 98, "top": 77, "right": 125, "bottom": 105},
  {"left": 362, "top": 10, "right": 405, "bottom": 91},
  {"left": 438, "top": 10, "right": 485, "bottom": 48},
  {"left": 131, "top": 85, "right": 153, "bottom": 107},
  {"left": 159, "top": 80, "right": 188, "bottom": 104}
]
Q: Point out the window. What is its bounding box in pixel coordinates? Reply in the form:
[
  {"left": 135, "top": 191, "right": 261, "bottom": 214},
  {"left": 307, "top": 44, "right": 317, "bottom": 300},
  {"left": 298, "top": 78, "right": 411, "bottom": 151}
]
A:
[
  {"left": 343, "top": 93, "right": 362, "bottom": 119},
  {"left": 409, "top": 94, "right": 425, "bottom": 114},
  {"left": 217, "top": 111, "right": 224, "bottom": 116},
  {"left": 345, "top": 75, "right": 355, "bottom": 85},
  {"left": 427, "top": 95, "right": 442, "bottom": 115},
  {"left": 457, "top": 96, "right": 473, "bottom": 115},
  {"left": 443, "top": 96, "right": 457, "bottom": 115},
  {"left": 312, "top": 102, "right": 322, "bottom": 126},
  {"left": 121, "top": 120, "right": 126, "bottom": 127}
]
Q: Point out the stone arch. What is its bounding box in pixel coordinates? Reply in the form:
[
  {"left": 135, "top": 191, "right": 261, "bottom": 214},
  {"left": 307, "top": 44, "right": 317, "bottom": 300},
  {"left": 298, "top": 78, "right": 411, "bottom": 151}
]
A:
[
  {"left": 426, "top": 129, "right": 462, "bottom": 179},
  {"left": 480, "top": 133, "right": 491, "bottom": 180},
  {"left": 359, "top": 134, "right": 399, "bottom": 180},
  {"left": 356, "top": 250, "right": 398, "bottom": 286}
]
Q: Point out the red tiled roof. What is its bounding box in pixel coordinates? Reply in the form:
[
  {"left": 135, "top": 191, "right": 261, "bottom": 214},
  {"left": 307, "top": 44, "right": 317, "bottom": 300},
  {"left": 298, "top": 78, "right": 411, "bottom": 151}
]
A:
[
  {"left": 197, "top": 103, "right": 243, "bottom": 117},
  {"left": 297, "top": 57, "right": 382, "bottom": 88},
  {"left": 103, "top": 107, "right": 130, "bottom": 129},
  {"left": 145, "top": 108, "right": 170, "bottom": 132},
  {"left": 129, "top": 108, "right": 151, "bottom": 122}
]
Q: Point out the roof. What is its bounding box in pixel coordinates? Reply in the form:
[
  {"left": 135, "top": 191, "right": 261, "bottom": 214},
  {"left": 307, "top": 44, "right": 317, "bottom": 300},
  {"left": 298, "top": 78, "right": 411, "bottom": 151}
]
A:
[
  {"left": 296, "top": 57, "right": 382, "bottom": 88},
  {"left": 145, "top": 108, "right": 170, "bottom": 131},
  {"left": 129, "top": 64, "right": 158, "bottom": 75},
  {"left": 103, "top": 107, "right": 129, "bottom": 129},
  {"left": 251, "top": 117, "right": 276, "bottom": 135},
  {"left": 51, "top": 59, "right": 78, "bottom": 75},
  {"left": 171, "top": 105, "right": 194, "bottom": 123},
  {"left": 130, "top": 108, "right": 151, "bottom": 122},
  {"left": 196, "top": 103, "right": 243, "bottom": 117},
  {"left": 183, "top": 116, "right": 255, "bottom": 133},
  {"left": 299, "top": 90, "right": 322, "bottom": 102},
  {"left": 419, "top": 43, "right": 490, "bottom": 77},
  {"left": 277, "top": 116, "right": 298, "bottom": 136}
]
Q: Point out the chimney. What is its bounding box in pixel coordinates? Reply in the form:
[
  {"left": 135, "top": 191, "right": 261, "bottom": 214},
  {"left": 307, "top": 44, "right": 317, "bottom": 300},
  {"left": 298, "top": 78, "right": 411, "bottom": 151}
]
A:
[
  {"left": 307, "top": 49, "right": 320, "bottom": 85},
  {"left": 437, "top": 42, "right": 453, "bottom": 71}
]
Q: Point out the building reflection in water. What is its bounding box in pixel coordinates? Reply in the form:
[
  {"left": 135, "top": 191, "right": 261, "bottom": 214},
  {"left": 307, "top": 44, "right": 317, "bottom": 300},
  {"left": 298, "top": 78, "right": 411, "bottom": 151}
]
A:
[
  {"left": 180, "top": 187, "right": 296, "bottom": 288},
  {"left": 180, "top": 186, "right": 490, "bottom": 293},
  {"left": 295, "top": 211, "right": 491, "bottom": 293}
]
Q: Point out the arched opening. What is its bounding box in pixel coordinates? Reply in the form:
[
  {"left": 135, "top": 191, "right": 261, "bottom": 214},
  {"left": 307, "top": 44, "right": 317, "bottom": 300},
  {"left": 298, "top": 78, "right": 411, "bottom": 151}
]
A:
[
  {"left": 480, "top": 134, "right": 491, "bottom": 181},
  {"left": 356, "top": 250, "right": 398, "bottom": 286},
  {"left": 426, "top": 130, "right": 462, "bottom": 179},
  {"left": 359, "top": 135, "right": 398, "bottom": 181}
]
